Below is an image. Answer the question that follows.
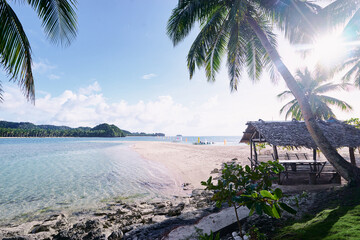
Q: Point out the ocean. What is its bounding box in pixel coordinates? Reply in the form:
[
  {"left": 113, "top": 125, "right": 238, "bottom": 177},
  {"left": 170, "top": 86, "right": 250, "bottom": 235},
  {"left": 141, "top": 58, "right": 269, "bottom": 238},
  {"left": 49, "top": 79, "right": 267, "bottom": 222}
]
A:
[{"left": 0, "top": 136, "right": 241, "bottom": 224}]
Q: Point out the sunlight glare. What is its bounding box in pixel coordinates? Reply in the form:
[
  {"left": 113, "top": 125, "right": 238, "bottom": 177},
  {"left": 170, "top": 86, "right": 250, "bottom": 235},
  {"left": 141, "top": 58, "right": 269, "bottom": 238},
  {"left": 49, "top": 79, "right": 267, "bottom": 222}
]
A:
[{"left": 311, "top": 34, "right": 345, "bottom": 67}]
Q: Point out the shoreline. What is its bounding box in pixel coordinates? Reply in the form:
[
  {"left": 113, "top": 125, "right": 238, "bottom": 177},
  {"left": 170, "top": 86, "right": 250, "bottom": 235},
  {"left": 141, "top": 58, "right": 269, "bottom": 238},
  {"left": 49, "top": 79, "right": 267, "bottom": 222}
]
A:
[
  {"left": 0, "top": 141, "right": 246, "bottom": 239},
  {"left": 130, "top": 141, "right": 249, "bottom": 189}
]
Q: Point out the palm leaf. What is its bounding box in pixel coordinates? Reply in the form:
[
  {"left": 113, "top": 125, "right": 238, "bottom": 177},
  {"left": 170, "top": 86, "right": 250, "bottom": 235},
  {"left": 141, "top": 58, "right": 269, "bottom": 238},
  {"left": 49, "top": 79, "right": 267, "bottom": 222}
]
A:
[
  {"left": 0, "top": 0, "right": 34, "bottom": 102},
  {"left": 27, "top": 0, "right": 77, "bottom": 46},
  {"left": 318, "top": 95, "right": 353, "bottom": 111},
  {"left": 167, "top": 0, "right": 221, "bottom": 46},
  {"left": 187, "top": 5, "right": 228, "bottom": 79}
]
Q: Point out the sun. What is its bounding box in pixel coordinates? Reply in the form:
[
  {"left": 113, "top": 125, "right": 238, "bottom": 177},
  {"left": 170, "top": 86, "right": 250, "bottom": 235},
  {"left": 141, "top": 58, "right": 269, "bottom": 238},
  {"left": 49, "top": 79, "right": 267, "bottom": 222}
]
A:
[{"left": 310, "top": 34, "right": 345, "bottom": 67}]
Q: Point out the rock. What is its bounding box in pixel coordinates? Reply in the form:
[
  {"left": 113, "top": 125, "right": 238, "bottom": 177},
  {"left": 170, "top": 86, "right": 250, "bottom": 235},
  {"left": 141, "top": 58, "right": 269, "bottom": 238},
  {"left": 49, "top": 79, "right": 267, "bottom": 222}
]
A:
[
  {"left": 139, "top": 208, "right": 153, "bottom": 215},
  {"left": 153, "top": 202, "right": 166, "bottom": 209},
  {"left": 232, "top": 231, "right": 239, "bottom": 237},
  {"left": 83, "top": 228, "right": 105, "bottom": 240},
  {"left": 210, "top": 168, "right": 219, "bottom": 174},
  {"left": 121, "top": 225, "right": 134, "bottom": 233},
  {"left": 3, "top": 237, "right": 29, "bottom": 240},
  {"left": 44, "top": 213, "right": 60, "bottom": 222},
  {"left": 85, "top": 219, "right": 101, "bottom": 232},
  {"left": 167, "top": 203, "right": 185, "bottom": 217},
  {"left": 108, "top": 230, "right": 123, "bottom": 240},
  {"left": 153, "top": 208, "right": 168, "bottom": 216},
  {"left": 232, "top": 158, "right": 238, "bottom": 161},
  {"left": 29, "top": 224, "right": 50, "bottom": 234},
  {"left": 141, "top": 216, "right": 152, "bottom": 224},
  {"left": 94, "top": 212, "right": 108, "bottom": 216}
]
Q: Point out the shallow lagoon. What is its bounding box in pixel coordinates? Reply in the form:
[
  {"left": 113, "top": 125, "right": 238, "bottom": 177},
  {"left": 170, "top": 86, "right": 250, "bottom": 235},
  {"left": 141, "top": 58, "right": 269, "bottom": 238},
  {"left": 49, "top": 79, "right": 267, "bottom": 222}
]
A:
[{"left": 0, "top": 138, "right": 177, "bottom": 224}]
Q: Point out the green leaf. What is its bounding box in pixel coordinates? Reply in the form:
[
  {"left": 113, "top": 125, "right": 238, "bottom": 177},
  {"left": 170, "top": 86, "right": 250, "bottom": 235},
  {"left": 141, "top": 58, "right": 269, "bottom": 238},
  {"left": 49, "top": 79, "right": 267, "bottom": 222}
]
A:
[
  {"left": 272, "top": 204, "right": 281, "bottom": 218},
  {"left": 249, "top": 205, "right": 255, "bottom": 216},
  {"left": 260, "top": 190, "right": 275, "bottom": 200},
  {"left": 279, "top": 202, "right": 297, "bottom": 215},
  {"left": 255, "top": 203, "right": 263, "bottom": 215},
  {"left": 262, "top": 204, "right": 274, "bottom": 217},
  {"left": 273, "top": 188, "right": 283, "bottom": 200}
]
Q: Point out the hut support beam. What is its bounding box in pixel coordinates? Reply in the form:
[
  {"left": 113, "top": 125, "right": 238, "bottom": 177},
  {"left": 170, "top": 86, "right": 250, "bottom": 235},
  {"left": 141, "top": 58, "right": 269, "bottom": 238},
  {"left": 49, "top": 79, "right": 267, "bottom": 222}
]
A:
[
  {"left": 349, "top": 147, "right": 356, "bottom": 166},
  {"left": 250, "top": 140, "right": 253, "bottom": 168},
  {"left": 273, "top": 145, "right": 278, "bottom": 160},
  {"left": 313, "top": 149, "right": 317, "bottom": 172},
  {"left": 253, "top": 142, "right": 258, "bottom": 165}
]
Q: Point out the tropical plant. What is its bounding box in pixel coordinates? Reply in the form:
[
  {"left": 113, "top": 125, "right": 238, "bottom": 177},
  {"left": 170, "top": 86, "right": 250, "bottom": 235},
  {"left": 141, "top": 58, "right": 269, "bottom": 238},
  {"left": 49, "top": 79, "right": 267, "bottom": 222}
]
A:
[
  {"left": 167, "top": 0, "right": 360, "bottom": 185},
  {"left": 202, "top": 161, "right": 296, "bottom": 240},
  {"left": 0, "top": 0, "right": 78, "bottom": 102},
  {"left": 278, "top": 68, "right": 352, "bottom": 120}
]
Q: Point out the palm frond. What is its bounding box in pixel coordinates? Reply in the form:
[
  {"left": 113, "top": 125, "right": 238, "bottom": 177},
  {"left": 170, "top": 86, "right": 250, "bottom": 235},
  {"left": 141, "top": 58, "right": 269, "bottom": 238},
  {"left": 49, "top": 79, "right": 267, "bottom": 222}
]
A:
[
  {"left": 167, "top": 0, "right": 221, "bottom": 46},
  {"left": 321, "top": 0, "right": 359, "bottom": 37},
  {"left": 318, "top": 95, "right": 353, "bottom": 111},
  {"left": 27, "top": 0, "right": 77, "bottom": 46},
  {"left": 277, "top": 90, "right": 293, "bottom": 100},
  {"left": 259, "top": 0, "right": 322, "bottom": 44},
  {"left": 204, "top": 7, "right": 229, "bottom": 82},
  {"left": 315, "top": 82, "right": 350, "bottom": 94},
  {"left": 0, "top": 0, "right": 34, "bottom": 102},
  {"left": 279, "top": 98, "right": 297, "bottom": 115},
  {"left": 187, "top": 5, "right": 228, "bottom": 79},
  {"left": 226, "top": 3, "right": 248, "bottom": 91}
]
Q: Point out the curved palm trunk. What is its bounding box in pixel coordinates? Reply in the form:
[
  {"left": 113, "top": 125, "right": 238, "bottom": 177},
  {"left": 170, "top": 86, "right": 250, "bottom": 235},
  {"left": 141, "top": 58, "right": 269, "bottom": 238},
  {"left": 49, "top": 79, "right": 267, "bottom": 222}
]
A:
[{"left": 247, "top": 16, "right": 360, "bottom": 185}]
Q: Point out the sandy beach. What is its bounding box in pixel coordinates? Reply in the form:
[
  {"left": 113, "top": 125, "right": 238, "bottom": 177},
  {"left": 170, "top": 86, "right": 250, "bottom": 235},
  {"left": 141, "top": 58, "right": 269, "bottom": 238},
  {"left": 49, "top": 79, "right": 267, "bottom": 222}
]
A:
[{"left": 131, "top": 142, "right": 250, "bottom": 189}]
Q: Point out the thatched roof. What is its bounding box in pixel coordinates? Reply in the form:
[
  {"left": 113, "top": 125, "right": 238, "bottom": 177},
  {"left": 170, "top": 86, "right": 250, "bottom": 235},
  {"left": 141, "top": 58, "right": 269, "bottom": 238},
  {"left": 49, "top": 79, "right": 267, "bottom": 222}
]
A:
[{"left": 240, "top": 119, "right": 360, "bottom": 148}]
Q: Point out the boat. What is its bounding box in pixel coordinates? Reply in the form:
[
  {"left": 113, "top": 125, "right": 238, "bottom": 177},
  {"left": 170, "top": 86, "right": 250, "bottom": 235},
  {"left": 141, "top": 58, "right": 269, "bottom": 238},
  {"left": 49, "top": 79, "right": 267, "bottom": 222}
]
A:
[{"left": 193, "top": 141, "right": 214, "bottom": 145}]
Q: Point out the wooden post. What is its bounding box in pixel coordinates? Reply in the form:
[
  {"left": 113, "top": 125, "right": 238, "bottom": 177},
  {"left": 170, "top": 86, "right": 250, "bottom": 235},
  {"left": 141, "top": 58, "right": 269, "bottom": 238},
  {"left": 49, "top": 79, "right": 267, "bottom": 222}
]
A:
[
  {"left": 272, "top": 145, "right": 279, "bottom": 160},
  {"left": 253, "top": 141, "right": 258, "bottom": 165},
  {"left": 312, "top": 149, "right": 317, "bottom": 172},
  {"left": 350, "top": 147, "right": 356, "bottom": 166},
  {"left": 250, "top": 140, "right": 253, "bottom": 168}
]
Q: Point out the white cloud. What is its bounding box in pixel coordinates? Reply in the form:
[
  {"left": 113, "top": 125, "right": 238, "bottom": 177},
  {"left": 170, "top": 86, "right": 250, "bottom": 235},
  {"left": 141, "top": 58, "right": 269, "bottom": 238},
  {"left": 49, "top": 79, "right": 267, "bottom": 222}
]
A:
[
  {"left": 1, "top": 81, "right": 360, "bottom": 136},
  {"left": 32, "top": 60, "right": 56, "bottom": 74},
  {"left": 142, "top": 73, "right": 157, "bottom": 80},
  {"left": 48, "top": 74, "right": 60, "bottom": 80},
  {"left": 79, "top": 81, "right": 101, "bottom": 95}
]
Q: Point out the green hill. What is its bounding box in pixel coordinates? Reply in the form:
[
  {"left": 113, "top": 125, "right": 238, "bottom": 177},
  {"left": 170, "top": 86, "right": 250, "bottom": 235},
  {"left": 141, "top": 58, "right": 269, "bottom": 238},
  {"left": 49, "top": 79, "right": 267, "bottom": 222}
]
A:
[{"left": 0, "top": 121, "right": 165, "bottom": 137}]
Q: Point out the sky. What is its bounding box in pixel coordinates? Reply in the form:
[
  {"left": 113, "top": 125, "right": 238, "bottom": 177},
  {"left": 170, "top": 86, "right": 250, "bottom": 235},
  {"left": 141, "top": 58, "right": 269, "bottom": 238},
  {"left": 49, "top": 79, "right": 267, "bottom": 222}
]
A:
[{"left": 1, "top": 0, "right": 360, "bottom": 136}]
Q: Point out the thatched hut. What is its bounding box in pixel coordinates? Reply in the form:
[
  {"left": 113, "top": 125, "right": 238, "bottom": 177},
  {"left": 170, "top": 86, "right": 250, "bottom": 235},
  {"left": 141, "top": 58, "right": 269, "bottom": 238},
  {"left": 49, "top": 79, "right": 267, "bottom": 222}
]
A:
[{"left": 240, "top": 119, "right": 360, "bottom": 167}]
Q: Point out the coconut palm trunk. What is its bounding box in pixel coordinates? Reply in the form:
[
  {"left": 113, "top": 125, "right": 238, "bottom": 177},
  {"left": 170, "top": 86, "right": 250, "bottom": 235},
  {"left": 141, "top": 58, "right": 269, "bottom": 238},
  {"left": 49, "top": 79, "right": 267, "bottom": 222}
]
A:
[{"left": 247, "top": 15, "right": 360, "bottom": 185}]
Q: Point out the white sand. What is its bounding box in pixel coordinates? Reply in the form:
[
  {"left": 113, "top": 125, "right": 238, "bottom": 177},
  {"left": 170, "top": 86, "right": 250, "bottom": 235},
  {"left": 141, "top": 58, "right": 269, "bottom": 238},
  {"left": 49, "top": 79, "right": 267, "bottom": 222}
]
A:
[{"left": 131, "top": 142, "right": 250, "bottom": 188}]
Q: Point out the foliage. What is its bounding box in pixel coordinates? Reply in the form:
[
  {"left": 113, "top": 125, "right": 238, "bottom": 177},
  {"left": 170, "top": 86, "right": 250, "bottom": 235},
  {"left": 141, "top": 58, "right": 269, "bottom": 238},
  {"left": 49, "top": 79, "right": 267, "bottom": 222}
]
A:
[
  {"left": 0, "top": 121, "right": 125, "bottom": 137},
  {"left": 194, "top": 228, "right": 220, "bottom": 240},
  {"left": 0, "top": 0, "right": 78, "bottom": 102},
  {"left": 167, "top": 0, "right": 321, "bottom": 90},
  {"left": 247, "top": 225, "right": 267, "bottom": 240},
  {"left": 201, "top": 161, "right": 296, "bottom": 239},
  {"left": 0, "top": 120, "right": 166, "bottom": 137},
  {"left": 346, "top": 118, "right": 360, "bottom": 129},
  {"left": 273, "top": 187, "right": 360, "bottom": 240},
  {"left": 256, "top": 142, "right": 268, "bottom": 154},
  {"left": 278, "top": 68, "right": 352, "bottom": 120}
]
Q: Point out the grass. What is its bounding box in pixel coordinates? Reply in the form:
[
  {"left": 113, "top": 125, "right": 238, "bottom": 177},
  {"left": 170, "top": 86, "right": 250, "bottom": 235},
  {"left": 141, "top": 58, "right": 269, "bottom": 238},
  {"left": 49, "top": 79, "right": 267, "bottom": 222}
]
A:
[{"left": 273, "top": 187, "right": 360, "bottom": 240}]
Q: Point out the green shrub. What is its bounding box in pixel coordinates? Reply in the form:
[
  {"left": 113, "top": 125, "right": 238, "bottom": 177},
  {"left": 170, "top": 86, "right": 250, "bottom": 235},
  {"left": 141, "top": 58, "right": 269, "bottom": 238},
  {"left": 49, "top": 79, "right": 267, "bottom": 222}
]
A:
[{"left": 201, "top": 161, "right": 296, "bottom": 240}]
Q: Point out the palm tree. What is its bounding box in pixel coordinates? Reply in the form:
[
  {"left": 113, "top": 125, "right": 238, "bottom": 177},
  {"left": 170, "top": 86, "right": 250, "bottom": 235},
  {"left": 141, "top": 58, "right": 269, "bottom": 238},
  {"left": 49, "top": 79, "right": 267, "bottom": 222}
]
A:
[
  {"left": 167, "top": 0, "right": 360, "bottom": 184},
  {"left": 0, "top": 0, "right": 78, "bottom": 103},
  {"left": 278, "top": 68, "right": 352, "bottom": 120}
]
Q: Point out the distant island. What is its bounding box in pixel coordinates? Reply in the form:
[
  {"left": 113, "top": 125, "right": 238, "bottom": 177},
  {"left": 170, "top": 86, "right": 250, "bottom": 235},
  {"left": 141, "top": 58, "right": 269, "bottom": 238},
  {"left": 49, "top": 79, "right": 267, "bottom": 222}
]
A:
[{"left": 0, "top": 121, "right": 165, "bottom": 138}]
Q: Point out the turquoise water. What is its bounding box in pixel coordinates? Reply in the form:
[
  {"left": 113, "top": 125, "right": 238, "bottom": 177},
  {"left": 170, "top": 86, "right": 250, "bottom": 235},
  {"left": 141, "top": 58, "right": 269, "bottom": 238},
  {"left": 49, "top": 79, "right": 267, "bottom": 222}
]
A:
[
  {"left": 0, "top": 136, "right": 241, "bottom": 224},
  {"left": 122, "top": 136, "right": 242, "bottom": 145},
  {"left": 0, "top": 138, "right": 177, "bottom": 223}
]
